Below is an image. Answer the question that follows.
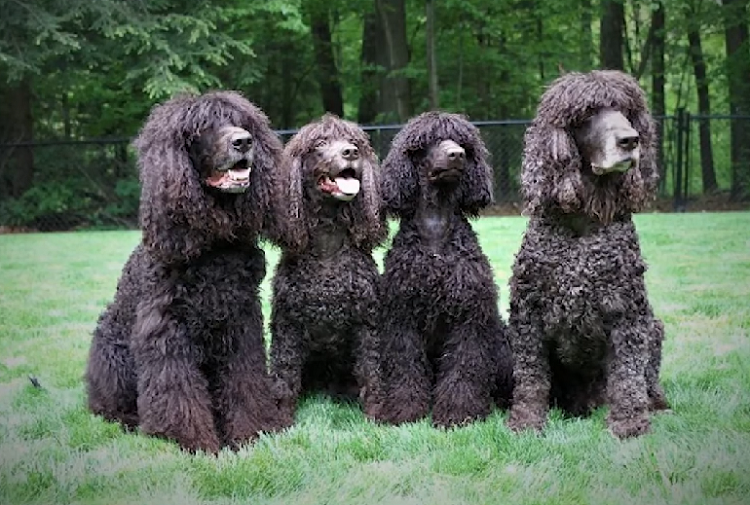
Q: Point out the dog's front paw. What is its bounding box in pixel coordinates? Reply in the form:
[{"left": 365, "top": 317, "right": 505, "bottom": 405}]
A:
[
  {"left": 607, "top": 411, "right": 651, "bottom": 438},
  {"left": 506, "top": 404, "right": 547, "bottom": 433},
  {"left": 172, "top": 430, "right": 222, "bottom": 455},
  {"left": 432, "top": 400, "right": 490, "bottom": 429},
  {"left": 379, "top": 400, "right": 430, "bottom": 426},
  {"left": 648, "top": 386, "right": 670, "bottom": 412},
  {"left": 141, "top": 413, "right": 222, "bottom": 454}
]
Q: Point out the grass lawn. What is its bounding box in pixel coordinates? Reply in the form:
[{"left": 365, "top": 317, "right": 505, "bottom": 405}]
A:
[{"left": 0, "top": 212, "right": 749, "bottom": 505}]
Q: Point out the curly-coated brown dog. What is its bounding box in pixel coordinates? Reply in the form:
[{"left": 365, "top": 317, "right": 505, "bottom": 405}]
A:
[
  {"left": 269, "top": 114, "right": 387, "bottom": 423},
  {"left": 85, "top": 91, "right": 289, "bottom": 453},
  {"left": 371, "top": 111, "right": 514, "bottom": 429},
  {"left": 506, "top": 70, "right": 669, "bottom": 439}
]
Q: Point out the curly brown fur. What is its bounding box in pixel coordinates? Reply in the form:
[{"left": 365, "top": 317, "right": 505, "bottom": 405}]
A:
[
  {"left": 269, "top": 114, "right": 387, "bottom": 423},
  {"left": 85, "top": 91, "right": 289, "bottom": 453},
  {"left": 372, "top": 111, "right": 513, "bottom": 429},
  {"left": 507, "top": 70, "right": 668, "bottom": 439}
]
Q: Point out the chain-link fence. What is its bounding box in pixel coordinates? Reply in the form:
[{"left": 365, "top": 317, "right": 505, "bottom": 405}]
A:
[{"left": 1, "top": 115, "right": 748, "bottom": 232}]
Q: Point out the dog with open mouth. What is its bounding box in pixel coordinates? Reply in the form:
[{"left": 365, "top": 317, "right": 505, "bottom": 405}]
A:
[
  {"left": 85, "top": 91, "right": 289, "bottom": 454},
  {"left": 268, "top": 114, "right": 387, "bottom": 423}
]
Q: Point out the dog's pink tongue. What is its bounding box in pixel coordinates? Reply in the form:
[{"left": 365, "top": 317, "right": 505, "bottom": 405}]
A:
[
  {"left": 335, "top": 177, "right": 360, "bottom": 196},
  {"left": 206, "top": 172, "right": 228, "bottom": 187}
]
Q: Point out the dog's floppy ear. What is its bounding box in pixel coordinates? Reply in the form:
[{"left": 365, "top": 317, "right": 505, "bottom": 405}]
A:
[
  {"left": 135, "top": 96, "right": 213, "bottom": 263},
  {"left": 349, "top": 149, "right": 387, "bottom": 250},
  {"left": 381, "top": 145, "right": 419, "bottom": 219},
  {"left": 273, "top": 152, "right": 309, "bottom": 252},
  {"left": 234, "top": 107, "right": 285, "bottom": 239},
  {"left": 521, "top": 124, "right": 583, "bottom": 216},
  {"left": 458, "top": 137, "right": 494, "bottom": 217}
]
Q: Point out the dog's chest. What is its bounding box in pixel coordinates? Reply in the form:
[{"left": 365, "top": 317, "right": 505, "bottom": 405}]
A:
[
  {"left": 278, "top": 252, "right": 379, "bottom": 331},
  {"left": 172, "top": 250, "right": 264, "bottom": 325},
  {"left": 416, "top": 209, "right": 453, "bottom": 252},
  {"left": 534, "top": 229, "right": 646, "bottom": 331}
]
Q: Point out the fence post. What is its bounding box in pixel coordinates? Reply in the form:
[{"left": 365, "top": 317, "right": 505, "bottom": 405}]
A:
[
  {"left": 673, "top": 108, "right": 690, "bottom": 211},
  {"left": 684, "top": 110, "right": 691, "bottom": 205}
]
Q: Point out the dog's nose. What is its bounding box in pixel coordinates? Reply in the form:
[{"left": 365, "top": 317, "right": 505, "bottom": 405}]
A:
[
  {"left": 231, "top": 132, "right": 252, "bottom": 153},
  {"left": 341, "top": 144, "right": 359, "bottom": 161},
  {"left": 617, "top": 133, "right": 639, "bottom": 151},
  {"left": 447, "top": 147, "right": 466, "bottom": 161}
]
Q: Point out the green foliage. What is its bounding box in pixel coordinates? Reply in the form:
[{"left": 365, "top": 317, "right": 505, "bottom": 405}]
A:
[
  {"left": 0, "top": 175, "right": 139, "bottom": 230},
  {"left": 0, "top": 0, "right": 748, "bottom": 220},
  {"left": 0, "top": 140, "right": 139, "bottom": 230},
  {"left": 1, "top": 0, "right": 745, "bottom": 131}
]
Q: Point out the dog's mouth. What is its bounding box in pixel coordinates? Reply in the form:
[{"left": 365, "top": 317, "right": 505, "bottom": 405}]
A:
[
  {"left": 317, "top": 167, "right": 361, "bottom": 201},
  {"left": 591, "top": 158, "right": 635, "bottom": 176},
  {"left": 429, "top": 167, "right": 462, "bottom": 183},
  {"left": 206, "top": 159, "right": 251, "bottom": 193}
]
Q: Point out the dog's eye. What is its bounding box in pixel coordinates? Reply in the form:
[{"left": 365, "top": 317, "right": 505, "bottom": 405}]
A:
[{"left": 314, "top": 139, "right": 327, "bottom": 149}]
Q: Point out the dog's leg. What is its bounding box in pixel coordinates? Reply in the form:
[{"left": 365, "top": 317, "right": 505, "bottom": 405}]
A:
[
  {"left": 269, "top": 313, "right": 309, "bottom": 424},
  {"left": 646, "top": 316, "right": 669, "bottom": 412},
  {"left": 376, "top": 320, "right": 431, "bottom": 425},
  {"left": 355, "top": 324, "right": 386, "bottom": 419},
  {"left": 85, "top": 310, "right": 139, "bottom": 429},
  {"left": 432, "top": 319, "right": 496, "bottom": 428},
  {"left": 605, "top": 316, "right": 651, "bottom": 438},
  {"left": 216, "top": 311, "right": 290, "bottom": 449},
  {"left": 506, "top": 310, "right": 551, "bottom": 433},
  {"left": 131, "top": 294, "right": 220, "bottom": 454}
]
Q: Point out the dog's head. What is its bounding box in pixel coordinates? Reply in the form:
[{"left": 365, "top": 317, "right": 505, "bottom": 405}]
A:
[
  {"left": 303, "top": 135, "right": 366, "bottom": 204},
  {"left": 522, "top": 70, "right": 659, "bottom": 223},
  {"left": 188, "top": 125, "right": 256, "bottom": 194},
  {"left": 274, "top": 114, "right": 385, "bottom": 253},
  {"left": 133, "top": 90, "right": 283, "bottom": 263},
  {"left": 382, "top": 111, "right": 493, "bottom": 219},
  {"left": 574, "top": 108, "right": 642, "bottom": 176}
]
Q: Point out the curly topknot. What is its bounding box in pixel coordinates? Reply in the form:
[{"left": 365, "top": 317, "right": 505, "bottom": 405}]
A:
[
  {"left": 522, "top": 70, "right": 659, "bottom": 222},
  {"left": 381, "top": 111, "right": 493, "bottom": 218}
]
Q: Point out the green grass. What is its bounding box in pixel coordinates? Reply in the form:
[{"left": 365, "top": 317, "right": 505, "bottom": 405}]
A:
[{"left": 1, "top": 213, "right": 749, "bottom": 505}]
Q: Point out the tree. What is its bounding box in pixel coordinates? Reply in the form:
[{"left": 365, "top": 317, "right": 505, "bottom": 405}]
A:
[
  {"left": 358, "top": 9, "right": 385, "bottom": 124},
  {"left": 650, "top": 0, "right": 666, "bottom": 184},
  {"left": 0, "top": 78, "right": 33, "bottom": 199},
  {"left": 426, "top": 0, "right": 439, "bottom": 109},
  {"left": 376, "top": 0, "right": 412, "bottom": 122},
  {"left": 722, "top": 0, "right": 750, "bottom": 200},
  {"left": 600, "top": 0, "right": 625, "bottom": 69},
  {"left": 308, "top": 2, "right": 345, "bottom": 116},
  {"left": 0, "top": 0, "right": 120, "bottom": 199},
  {"left": 686, "top": 1, "right": 718, "bottom": 193}
]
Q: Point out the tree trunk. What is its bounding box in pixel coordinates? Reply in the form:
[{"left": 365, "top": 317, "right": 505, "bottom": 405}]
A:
[
  {"left": 687, "top": 27, "right": 718, "bottom": 193},
  {"left": 309, "top": 6, "right": 344, "bottom": 117},
  {"left": 376, "top": 0, "right": 411, "bottom": 122},
  {"left": 723, "top": 0, "right": 750, "bottom": 200},
  {"left": 651, "top": 1, "right": 666, "bottom": 190},
  {"left": 600, "top": 0, "right": 625, "bottom": 70},
  {"left": 580, "top": 0, "right": 594, "bottom": 70},
  {"left": 425, "top": 0, "right": 439, "bottom": 110},
  {"left": 0, "top": 77, "right": 34, "bottom": 200},
  {"left": 358, "top": 9, "right": 383, "bottom": 124}
]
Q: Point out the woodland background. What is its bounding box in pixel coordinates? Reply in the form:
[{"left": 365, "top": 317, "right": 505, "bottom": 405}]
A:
[{"left": 1, "top": 0, "right": 749, "bottom": 230}]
